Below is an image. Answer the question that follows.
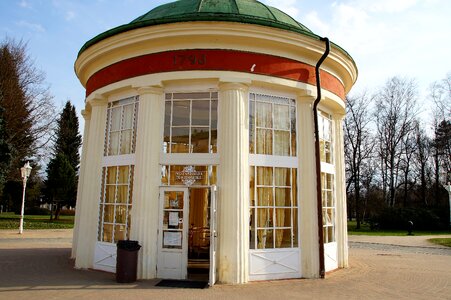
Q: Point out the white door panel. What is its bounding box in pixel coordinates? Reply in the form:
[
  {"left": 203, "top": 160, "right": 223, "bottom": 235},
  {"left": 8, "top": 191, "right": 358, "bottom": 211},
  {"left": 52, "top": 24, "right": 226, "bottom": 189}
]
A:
[
  {"left": 93, "top": 242, "right": 116, "bottom": 273},
  {"left": 249, "top": 249, "right": 300, "bottom": 281}
]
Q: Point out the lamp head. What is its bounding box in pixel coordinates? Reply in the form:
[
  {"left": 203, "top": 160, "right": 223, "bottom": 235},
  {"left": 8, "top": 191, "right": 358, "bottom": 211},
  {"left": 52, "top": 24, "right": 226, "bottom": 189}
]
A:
[{"left": 20, "top": 162, "right": 32, "bottom": 179}]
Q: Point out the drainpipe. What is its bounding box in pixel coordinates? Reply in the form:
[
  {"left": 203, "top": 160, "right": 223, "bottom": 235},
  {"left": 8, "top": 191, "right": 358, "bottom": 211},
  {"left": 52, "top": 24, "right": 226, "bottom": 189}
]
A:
[{"left": 313, "top": 37, "right": 330, "bottom": 279}]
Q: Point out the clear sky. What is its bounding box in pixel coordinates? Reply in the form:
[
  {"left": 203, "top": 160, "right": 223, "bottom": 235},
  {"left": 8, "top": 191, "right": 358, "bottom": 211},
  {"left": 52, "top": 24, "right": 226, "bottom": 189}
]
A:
[{"left": 1, "top": 0, "right": 450, "bottom": 130}]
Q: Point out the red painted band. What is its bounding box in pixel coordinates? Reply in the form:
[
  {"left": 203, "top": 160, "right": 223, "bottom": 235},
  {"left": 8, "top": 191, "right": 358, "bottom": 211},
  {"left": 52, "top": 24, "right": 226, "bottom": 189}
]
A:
[{"left": 85, "top": 49, "right": 345, "bottom": 99}]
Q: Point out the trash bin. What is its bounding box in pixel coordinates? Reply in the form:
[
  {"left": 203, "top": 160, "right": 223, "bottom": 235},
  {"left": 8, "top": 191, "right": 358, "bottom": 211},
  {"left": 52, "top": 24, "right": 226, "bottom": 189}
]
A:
[{"left": 116, "top": 240, "right": 141, "bottom": 283}]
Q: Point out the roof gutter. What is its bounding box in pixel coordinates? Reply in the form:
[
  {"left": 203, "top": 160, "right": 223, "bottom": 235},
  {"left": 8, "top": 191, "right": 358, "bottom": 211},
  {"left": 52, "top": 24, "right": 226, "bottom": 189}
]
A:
[{"left": 313, "top": 37, "right": 330, "bottom": 279}]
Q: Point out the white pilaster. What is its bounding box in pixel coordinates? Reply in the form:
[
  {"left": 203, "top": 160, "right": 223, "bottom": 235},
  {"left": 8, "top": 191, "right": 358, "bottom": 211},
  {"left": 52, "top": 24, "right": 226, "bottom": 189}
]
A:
[
  {"left": 71, "top": 109, "right": 91, "bottom": 259},
  {"left": 130, "top": 86, "right": 164, "bottom": 279},
  {"left": 333, "top": 113, "right": 348, "bottom": 268},
  {"left": 218, "top": 81, "right": 250, "bottom": 284},
  {"left": 297, "top": 94, "right": 320, "bottom": 278},
  {"left": 75, "top": 96, "right": 108, "bottom": 269}
]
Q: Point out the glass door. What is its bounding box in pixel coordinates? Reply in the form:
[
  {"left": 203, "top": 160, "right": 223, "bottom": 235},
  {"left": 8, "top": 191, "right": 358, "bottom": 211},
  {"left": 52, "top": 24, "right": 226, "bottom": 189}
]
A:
[{"left": 157, "top": 187, "right": 189, "bottom": 279}]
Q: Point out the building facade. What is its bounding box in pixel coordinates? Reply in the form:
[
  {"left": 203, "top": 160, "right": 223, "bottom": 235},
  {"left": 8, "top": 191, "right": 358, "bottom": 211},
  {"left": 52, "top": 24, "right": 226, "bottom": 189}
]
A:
[{"left": 72, "top": 0, "right": 357, "bottom": 285}]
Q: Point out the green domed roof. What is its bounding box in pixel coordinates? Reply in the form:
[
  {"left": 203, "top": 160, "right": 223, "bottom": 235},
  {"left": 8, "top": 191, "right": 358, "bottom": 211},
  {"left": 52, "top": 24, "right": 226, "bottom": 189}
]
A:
[{"left": 79, "top": 0, "right": 319, "bottom": 56}]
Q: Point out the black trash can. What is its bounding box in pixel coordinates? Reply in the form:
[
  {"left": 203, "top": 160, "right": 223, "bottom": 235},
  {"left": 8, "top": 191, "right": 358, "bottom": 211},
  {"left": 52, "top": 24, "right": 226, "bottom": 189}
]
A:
[{"left": 116, "top": 240, "right": 141, "bottom": 283}]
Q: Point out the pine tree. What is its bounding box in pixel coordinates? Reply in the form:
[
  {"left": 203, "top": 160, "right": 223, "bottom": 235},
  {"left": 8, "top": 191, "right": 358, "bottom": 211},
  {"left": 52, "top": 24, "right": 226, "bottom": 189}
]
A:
[
  {"left": 53, "top": 101, "right": 82, "bottom": 171},
  {"left": 45, "top": 101, "right": 81, "bottom": 218},
  {"left": 45, "top": 153, "right": 76, "bottom": 219}
]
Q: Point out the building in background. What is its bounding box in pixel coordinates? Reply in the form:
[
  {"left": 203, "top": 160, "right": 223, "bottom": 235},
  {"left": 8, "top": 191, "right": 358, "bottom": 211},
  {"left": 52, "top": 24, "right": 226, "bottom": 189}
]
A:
[{"left": 72, "top": 0, "right": 357, "bottom": 285}]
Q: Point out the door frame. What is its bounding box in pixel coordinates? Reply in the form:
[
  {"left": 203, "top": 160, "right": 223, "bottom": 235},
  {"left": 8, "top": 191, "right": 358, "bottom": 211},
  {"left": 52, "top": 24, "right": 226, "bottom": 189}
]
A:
[{"left": 209, "top": 185, "right": 217, "bottom": 286}]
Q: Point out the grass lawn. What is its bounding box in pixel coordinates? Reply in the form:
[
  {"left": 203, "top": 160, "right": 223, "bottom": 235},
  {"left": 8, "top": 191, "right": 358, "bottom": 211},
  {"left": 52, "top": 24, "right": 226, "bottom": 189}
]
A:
[
  {"left": 428, "top": 238, "right": 451, "bottom": 247},
  {"left": 348, "top": 220, "right": 451, "bottom": 236},
  {"left": 0, "top": 212, "right": 74, "bottom": 230}
]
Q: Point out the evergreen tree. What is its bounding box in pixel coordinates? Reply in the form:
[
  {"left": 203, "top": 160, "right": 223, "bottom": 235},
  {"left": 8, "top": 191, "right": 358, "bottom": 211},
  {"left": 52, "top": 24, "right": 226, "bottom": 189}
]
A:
[
  {"left": 53, "top": 101, "right": 81, "bottom": 171},
  {"left": 45, "top": 153, "right": 76, "bottom": 219},
  {"left": 45, "top": 101, "right": 81, "bottom": 218}
]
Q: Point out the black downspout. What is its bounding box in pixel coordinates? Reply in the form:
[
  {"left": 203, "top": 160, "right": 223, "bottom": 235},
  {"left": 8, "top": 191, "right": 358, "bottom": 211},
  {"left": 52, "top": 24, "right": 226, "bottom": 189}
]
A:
[{"left": 313, "top": 37, "right": 330, "bottom": 279}]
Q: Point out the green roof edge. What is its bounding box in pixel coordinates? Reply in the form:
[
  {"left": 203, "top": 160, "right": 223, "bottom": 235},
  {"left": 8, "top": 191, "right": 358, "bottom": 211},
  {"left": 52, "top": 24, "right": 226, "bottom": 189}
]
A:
[
  {"left": 78, "top": 13, "right": 321, "bottom": 57},
  {"left": 77, "top": 15, "right": 357, "bottom": 79}
]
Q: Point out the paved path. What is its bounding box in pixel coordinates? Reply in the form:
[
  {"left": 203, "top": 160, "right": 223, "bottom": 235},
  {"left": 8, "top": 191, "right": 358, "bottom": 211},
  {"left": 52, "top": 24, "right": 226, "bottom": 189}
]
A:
[{"left": 0, "top": 230, "right": 450, "bottom": 299}]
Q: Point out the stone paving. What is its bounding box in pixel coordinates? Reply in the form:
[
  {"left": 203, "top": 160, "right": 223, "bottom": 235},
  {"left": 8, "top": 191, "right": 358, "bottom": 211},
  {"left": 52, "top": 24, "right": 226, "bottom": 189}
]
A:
[{"left": 0, "top": 229, "right": 450, "bottom": 300}]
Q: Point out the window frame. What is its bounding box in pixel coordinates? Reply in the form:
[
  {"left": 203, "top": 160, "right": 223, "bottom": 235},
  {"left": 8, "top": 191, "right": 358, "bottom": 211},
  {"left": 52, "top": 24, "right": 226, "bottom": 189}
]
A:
[
  {"left": 249, "top": 91, "right": 298, "bottom": 250},
  {"left": 104, "top": 96, "right": 139, "bottom": 157},
  {"left": 163, "top": 91, "right": 218, "bottom": 154}
]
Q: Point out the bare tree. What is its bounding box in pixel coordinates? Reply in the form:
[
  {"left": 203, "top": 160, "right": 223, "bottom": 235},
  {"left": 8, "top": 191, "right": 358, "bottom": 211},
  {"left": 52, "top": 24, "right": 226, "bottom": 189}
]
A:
[
  {"left": 0, "top": 39, "right": 55, "bottom": 180},
  {"left": 412, "top": 121, "right": 432, "bottom": 205},
  {"left": 344, "top": 92, "right": 374, "bottom": 228},
  {"left": 374, "top": 77, "right": 418, "bottom": 207},
  {"left": 430, "top": 73, "right": 451, "bottom": 202}
]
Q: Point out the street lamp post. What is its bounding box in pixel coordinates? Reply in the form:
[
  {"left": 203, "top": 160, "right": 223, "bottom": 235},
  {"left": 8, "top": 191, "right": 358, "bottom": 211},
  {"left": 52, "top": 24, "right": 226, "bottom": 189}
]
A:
[
  {"left": 19, "top": 162, "right": 32, "bottom": 234},
  {"left": 440, "top": 170, "right": 451, "bottom": 227}
]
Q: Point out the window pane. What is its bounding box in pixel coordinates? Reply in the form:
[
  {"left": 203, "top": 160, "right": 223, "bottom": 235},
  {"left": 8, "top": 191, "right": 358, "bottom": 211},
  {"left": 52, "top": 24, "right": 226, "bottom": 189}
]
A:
[
  {"left": 292, "top": 169, "right": 297, "bottom": 207},
  {"left": 105, "top": 186, "right": 116, "bottom": 203},
  {"left": 257, "top": 167, "right": 273, "bottom": 186},
  {"left": 328, "top": 227, "right": 335, "bottom": 243},
  {"left": 164, "top": 191, "right": 184, "bottom": 209},
  {"left": 102, "top": 224, "right": 113, "bottom": 243},
  {"left": 273, "top": 104, "right": 290, "bottom": 130},
  {"left": 114, "top": 224, "right": 126, "bottom": 242},
  {"left": 116, "top": 185, "right": 128, "bottom": 204},
  {"left": 161, "top": 165, "right": 169, "bottom": 185},
  {"left": 171, "top": 127, "right": 190, "bottom": 153},
  {"left": 275, "top": 208, "right": 291, "bottom": 227},
  {"left": 117, "top": 166, "right": 129, "bottom": 183},
  {"left": 211, "top": 100, "right": 218, "bottom": 130},
  {"left": 257, "top": 229, "right": 273, "bottom": 249},
  {"left": 210, "top": 128, "right": 217, "bottom": 153},
  {"left": 172, "top": 101, "right": 190, "bottom": 126},
  {"left": 164, "top": 101, "right": 172, "bottom": 127},
  {"left": 250, "top": 226, "right": 256, "bottom": 249},
  {"left": 122, "top": 104, "right": 134, "bottom": 129},
  {"left": 163, "top": 126, "right": 170, "bottom": 153},
  {"left": 191, "top": 127, "right": 209, "bottom": 153},
  {"left": 191, "top": 100, "right": 210, "bottom": 126},
  {"left": 103, "top": 205, "right": 114, "bottom": 223},
  {"left": 275, "top": 188, "right": 291, "bottom": 206},
  {"left": 291, "top": 105, "right": 296, "bottom": 156},
  {"left": 257, "top": 188, "right": 273, "bottom": 207},
  {"left": 256, "top": 207, "right": 273, "bottom": 227},
  {"left": 115, "top": 205, "right": 127, "bottom": 224},
  {"left": 256, "top": 102, "right": 272, "bottom": 128},
  {"left": 274, "top": 168, "right": 290, "bottom": 186},
  {"left": 274, "top": 130, "right": 290, "bottom": 156},
  {"left": 275, "top": 229, "right": 291, "bottom": 248},
  {"left": 128, "top": 166, "right": 134, "bottom": 204},
  {"left": 249, "top": 166, "right": 255, "bottom": 206},
  {"left": 120, "top": 129, "right": 132, "bottom": 154},
  {"left": 110, "top": 107, "right": 121, "bottom": 131},
  {"left": 109, "top": 132, "right": 120, "bottom": 155},
  {"left": 256, "top": 128, "right": 272, "bottom": 155},
  {"left": 292, "top": 208, "right": 298, "bottom": 247}
]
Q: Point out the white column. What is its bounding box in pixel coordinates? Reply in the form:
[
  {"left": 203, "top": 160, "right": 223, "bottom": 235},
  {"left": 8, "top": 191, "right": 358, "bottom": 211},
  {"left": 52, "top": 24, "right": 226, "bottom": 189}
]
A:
[
  {"left": 71, "top": 109, "right": 91, "bottom": 259},
  {"left": 74, "top": 96, "right": 108, "bottom": 269},
  {"left": 333, "top": 113, "right": 348, "bottom": 268},
  {"left": 297, "top": 93, "right": 320, "bottom": 278},
  {"left": 218, "top": 81, "right": 250, "bottom": 284},
  {"left": 130, "top": 86, "right": 164, "bottom": 279}
]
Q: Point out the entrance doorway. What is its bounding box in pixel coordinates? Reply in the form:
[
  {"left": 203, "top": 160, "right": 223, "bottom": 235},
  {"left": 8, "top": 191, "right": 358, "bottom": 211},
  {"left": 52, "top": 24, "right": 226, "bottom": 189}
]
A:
[
  {"left": 188, "top": 188, "right": 210, "bottom": 280},
  {"left": 157, "top": 186, "right": 217, "bottom": 284}
]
